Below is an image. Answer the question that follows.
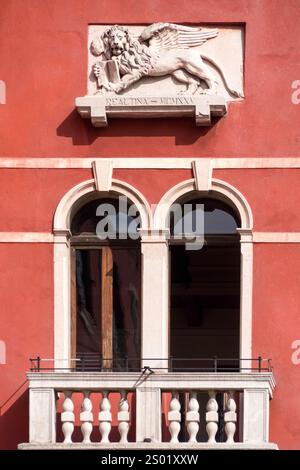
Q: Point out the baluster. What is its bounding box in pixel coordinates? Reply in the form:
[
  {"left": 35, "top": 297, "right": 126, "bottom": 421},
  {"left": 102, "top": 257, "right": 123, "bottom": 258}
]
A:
[
  {"left": 80, "top": 391, "right": 93, "bottom": 443},
  {"left": 206, "top": 390, "right": 218, "bottom": 443},
  {"left": 61, "top": 390, "right": 75, "bottom": 444},
  {"left": 224, "top": 391, "right": 237, "bottom": 443},
  {"left": 186, "top": 391, "right": 200, "bottom": 443},
  {"left": 99, "top": 391, "right": 112, "bottom": 443},
  {"left": 118, "top": 390, "right": 130, "bottom": 443},
  {"left": 168, "top": 391, "right": 181, "bottom": 443}
]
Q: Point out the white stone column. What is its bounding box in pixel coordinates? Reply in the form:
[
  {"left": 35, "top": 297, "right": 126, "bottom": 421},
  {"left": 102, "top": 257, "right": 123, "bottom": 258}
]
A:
[
  {"left": 242, "top": 389, "right": 269, "bottom": 443},
  {"left": 206, "top": 390, "right": 218, "bottom": 443},
  {"left": 224, "top": 391, "right": 237, "bottom": 443},
  {"left": 136, "top": 387, "right": 162, "bottom": 443},
  {"left": 99, "top": 391, "right": 112, "bottom": 443},
  {"left": 118, "top": 390, "right": 130, "bottom": 443},
  {"left": 168, "top": 391, "right": 181, "bottom": 443},
  {"left": 29, "top": 388, "right": 56, "bottom": 444},
  {"left": 54, "top": 230, "right": 71, "bottom": 370},
  {"left": 186, "top": 391, "right": 200, "bottom": 442},
  {"left": 140, "top": 230, "right": 169, "bottom": 371},
  {"left": 238, "top": 229, "right": 253, "bottom": 367},
  {"left": 80, "top": 391, "right": 93, "bottom": 444}
]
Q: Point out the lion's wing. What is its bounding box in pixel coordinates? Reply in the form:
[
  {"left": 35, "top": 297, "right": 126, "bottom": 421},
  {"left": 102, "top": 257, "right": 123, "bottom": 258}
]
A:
[{"left": 140, "top": 23, "right": 218, "bottom": 52}]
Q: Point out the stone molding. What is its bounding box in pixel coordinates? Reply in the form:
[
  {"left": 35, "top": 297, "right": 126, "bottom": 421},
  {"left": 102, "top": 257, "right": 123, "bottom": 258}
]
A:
[
  {"left": 19, "top": 442, "right": 278, "bottom": 450},
  {"left": 192, "top": 159, "right": 213, "bottom": 191},
  {"left": 92, "top": 159, "right": 113, "bottom": 191},
  {"left": 1, "top": 231, "right": 299, "bottom": 243},
  {"left": 75, "top": 94, "right": 227, "bottom": 127},
  {"left": 2, "top": 157, "right": 300, "bottom": 169},
  {"left": 26, "top": 371, "right": 276, "bottom": 395}
]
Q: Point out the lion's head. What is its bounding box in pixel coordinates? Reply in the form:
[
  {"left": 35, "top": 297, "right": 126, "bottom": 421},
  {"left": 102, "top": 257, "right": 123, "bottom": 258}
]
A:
[
  {"left": 102, "top": 25, "right": 132, "bottom": 59},
  {"left": 91, "top": 25, "right": 156, "bottom": 79}
]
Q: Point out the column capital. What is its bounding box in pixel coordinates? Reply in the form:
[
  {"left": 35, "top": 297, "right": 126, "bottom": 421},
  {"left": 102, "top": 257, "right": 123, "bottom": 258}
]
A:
[
  {"left": 139, "top": 229, "right": 170, "bottom": 243},
  {"left": 237, "top": 228, "right": 253, "bottom": 243},
  {"left": 53, "top": 229, "right": 71, "bottom": 245}
]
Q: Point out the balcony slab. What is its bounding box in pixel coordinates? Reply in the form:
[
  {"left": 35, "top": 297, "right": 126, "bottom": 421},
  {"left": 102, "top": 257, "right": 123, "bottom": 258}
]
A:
[{"left": 18, "top": 442, "right": 278, "bottom": 450}]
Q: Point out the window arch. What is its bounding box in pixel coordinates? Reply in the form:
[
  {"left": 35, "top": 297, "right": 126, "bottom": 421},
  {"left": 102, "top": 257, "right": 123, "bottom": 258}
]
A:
[
  {"left": 154, "top": 178, "right": 253, "bottom": 362},
  {"left": 53, "top": 179, "right": 151, "bottom": 369},
  {"left": 53, "top": 176, "right": 253, "bottom": 370}
]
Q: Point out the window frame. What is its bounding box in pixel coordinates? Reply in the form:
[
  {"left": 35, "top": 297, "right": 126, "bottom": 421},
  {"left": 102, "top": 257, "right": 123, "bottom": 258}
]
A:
[{"left": 70, "top": 238, "right": 142, "bottom": 371}]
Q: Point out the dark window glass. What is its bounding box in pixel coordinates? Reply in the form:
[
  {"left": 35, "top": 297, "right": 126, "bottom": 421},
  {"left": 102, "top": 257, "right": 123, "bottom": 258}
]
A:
[
  {"left": 71, "top": 198, "right": 141, "bottom": 238},
  {"left": 170, "top": 197, "right": 240, "bottom": 237},
  {"left": 169, "top": 198, "right": 240, "bottom": 372},
  {"left": 71, "top": 197, "right": 141, "bottom": 371}
]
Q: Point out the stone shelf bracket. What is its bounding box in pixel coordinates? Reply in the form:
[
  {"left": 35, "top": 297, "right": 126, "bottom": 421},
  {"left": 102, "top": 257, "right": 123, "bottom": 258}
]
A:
[{"left": 75, "top": 94, "right": 227, "bottom": 127}]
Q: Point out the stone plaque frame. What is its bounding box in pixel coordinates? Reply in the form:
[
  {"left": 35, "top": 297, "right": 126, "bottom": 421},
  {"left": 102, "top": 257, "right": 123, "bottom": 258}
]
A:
[{"left": 75, "top": 24, "right": 244, "bottom": 127}]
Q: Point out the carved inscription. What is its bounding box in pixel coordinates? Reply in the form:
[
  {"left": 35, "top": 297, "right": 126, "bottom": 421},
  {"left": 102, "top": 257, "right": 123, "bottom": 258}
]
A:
[{"left": 106, "top": 96, "right": 196, "bottom": 107}]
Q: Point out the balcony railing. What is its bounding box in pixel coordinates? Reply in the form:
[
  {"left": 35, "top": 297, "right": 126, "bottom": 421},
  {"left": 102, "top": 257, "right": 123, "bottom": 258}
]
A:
[
  {"left": 18, "top": 357, "right": 277, "bottom": 450},
  {"left": 29, "top": 355, "right": 273, "bottom": 373}
]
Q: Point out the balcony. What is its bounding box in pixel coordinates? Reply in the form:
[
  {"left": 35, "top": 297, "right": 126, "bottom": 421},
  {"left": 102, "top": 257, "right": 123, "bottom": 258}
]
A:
[{"left": 18, "top": 357, "right": 277, "bottom": 450}]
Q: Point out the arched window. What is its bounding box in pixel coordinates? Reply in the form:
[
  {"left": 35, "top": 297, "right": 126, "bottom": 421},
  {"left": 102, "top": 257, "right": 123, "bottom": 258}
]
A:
[
  {"left": 70, "top": 196, "right": 141, "bottom": 371},
  {"left": 54, "top": 177, "right": 252, "bottom": 372},
  {"left": 169, "top": 195, "right": 241, "bottom": 371}
]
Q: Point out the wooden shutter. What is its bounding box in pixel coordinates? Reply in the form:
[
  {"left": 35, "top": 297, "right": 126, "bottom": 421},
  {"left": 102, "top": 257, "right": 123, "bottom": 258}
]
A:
[{"left": 101, "top": 247, "right": 113, "bottom": 369}]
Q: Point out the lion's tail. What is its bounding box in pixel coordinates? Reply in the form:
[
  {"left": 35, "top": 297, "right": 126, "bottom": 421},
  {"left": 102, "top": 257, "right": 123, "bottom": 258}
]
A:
[{"left": 201, "top": 54, "right": 244, "bottom": 99}]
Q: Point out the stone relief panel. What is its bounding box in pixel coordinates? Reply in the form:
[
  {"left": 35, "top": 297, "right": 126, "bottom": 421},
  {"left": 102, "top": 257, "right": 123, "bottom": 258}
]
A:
[{"left": 76, "top": 23, "right": 244, "bottom": 127}]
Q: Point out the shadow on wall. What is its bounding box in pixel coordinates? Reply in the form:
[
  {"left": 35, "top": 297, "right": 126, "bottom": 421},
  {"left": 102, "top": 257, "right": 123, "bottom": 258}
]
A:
[
  {"left": 56, "top": 110, "right": 219, "bottom": 146},
  {"left": 0, "top": 389, "right": 29, "bottom": 449}
]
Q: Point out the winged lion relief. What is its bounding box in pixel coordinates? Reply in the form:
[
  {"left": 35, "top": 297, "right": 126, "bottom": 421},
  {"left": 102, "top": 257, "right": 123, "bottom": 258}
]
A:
[
  {"left": 90, "top": 23, "right": 243, "bottom": 98},
  {"left": 75, "top": 24, "right": 244, "bottom": 127}
]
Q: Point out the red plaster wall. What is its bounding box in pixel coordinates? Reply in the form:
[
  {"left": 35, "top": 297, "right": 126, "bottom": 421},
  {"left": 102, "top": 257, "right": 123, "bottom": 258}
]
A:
[
  {"left": 0, "top": 244, "right": 53, "bottom": 449},
  {"left": 214, "top": 169, "right": 300, "bottom": 232},
  {"left": 0, "top": 169, "right": 92, "bottom": 231},
  {"left": 0, "top": 0, "right": 300, "bottom": 450},
  {"left": 252, "top": 245, "right": 300, "bottom": 449},
  {"left": 0, "top": 0, "right": 300, "bottom": 158}
]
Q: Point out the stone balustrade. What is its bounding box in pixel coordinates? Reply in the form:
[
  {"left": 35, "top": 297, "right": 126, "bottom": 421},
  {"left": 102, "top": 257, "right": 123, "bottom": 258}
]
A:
[{"left": 18, "top": 371, "right": 277, "bottom": 449}]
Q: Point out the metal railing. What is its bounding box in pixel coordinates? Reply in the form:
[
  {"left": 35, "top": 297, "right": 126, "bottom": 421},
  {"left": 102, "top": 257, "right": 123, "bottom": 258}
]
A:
[{"left": 29, "top": 355, "right": 273, "bottom": 373}]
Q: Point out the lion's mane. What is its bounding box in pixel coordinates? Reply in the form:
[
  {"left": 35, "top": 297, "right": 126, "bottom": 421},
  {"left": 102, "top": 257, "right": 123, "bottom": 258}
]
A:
[{"left": 102, "top": 25, "right": 157, "bottom": 76}]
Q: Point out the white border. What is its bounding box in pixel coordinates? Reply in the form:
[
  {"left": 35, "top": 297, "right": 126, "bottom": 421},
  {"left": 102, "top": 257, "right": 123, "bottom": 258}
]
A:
[
  {"left": 1, "top": 157, "right": 300, "bottom": 169},
  {"left": 0, "top": 233, "right": 54, "bottom": 242},
  {"left": 0, "top": 231, "right": 299, "bottom": 243}
]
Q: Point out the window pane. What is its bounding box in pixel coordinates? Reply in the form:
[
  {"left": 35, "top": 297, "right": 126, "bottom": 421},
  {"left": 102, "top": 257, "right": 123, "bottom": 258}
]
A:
[
  {"left": 76, "top": 249, "right": 102, "bottom": 357},
  {"left": 169, "top": 198, "right": 240, "bottom": 372},
  {"left": 75, "top": 247, "right": 140, "bottom": 371},
  {"left": 112, "top": 248, "right": 140, "bottom": 370},
  {"left": 170, "top": 243, "right": 240, "bottom": 371}
]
